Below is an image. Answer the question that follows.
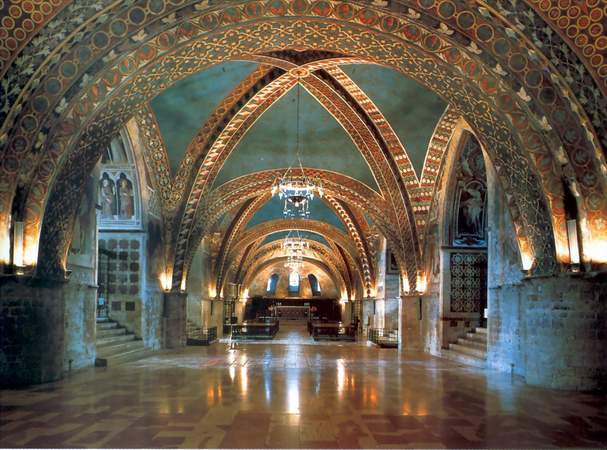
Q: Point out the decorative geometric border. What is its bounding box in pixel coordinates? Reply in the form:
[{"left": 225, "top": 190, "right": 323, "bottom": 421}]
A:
[
  {"left": 6, "top": 0, "right": 606, "bottom": 283},
  {"left": 236, "top": 239, "right": 352, "bottom": 299},
  {"left": 29, "top": 16, "right": 560, "bottom": 282},
  {"left": 179, "top": 168, "right": 397, "bottom": 290}
]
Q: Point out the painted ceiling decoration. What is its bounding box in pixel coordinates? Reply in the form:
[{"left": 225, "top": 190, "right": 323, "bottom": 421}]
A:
[
  {"left": 0, "top": 0, "right": 606, "bottom": 296},
  {"left": 225, "top": 219, "right": 363, "bottom": 297},
  {"left": 179, "top": 168, "right": 394, "bottom": 294},
  {"left": 212, "top": 193, "right": 375, "bottom": 298},
  {"left": 237, "top": 239, "right": 352, "bottom": 297},
  {"left": 241, "top": 254, "right": 348, "bottom": 300}
]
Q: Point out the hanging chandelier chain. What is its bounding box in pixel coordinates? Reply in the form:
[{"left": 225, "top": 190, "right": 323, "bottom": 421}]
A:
[
  {"left": 270, "top": 79, "right": 323, "bottom": 220},
  {"left": 296, "top": 82, "right": 304, "bottom": 172}
]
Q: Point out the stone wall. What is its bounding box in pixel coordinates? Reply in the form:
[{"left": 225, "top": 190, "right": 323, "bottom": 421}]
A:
[
  {"left": 492, "top": 275, "right": 606, "bottom": 390},
  {"left": 399, "top": 153, "right": 607, "bottom": 390},
  {"left": 484, "top": 156, "right": 526, "bottom": 377},
  {"left": 201, "top": 299, "right": 224, "bottom": 337},
  {"left": 361, "top": 299, "right": 374, "bottom": 338},
  {"left": 186, "top": 245, "right": 205, "bottom": 327},
  {"left": 141, "top": 288, "right": 163, "bottom": 349},
  {"left": 163, "top": 292, "right": 186, "bottom": 348},
  {"left": 62, "top": 272, "right": 97, "bottom": 372},
  {"left": 395, "top": 143, "right": 607, "bottom": 390},
  {"left": 383, "top": 274, "right": 400, "bottom": 330},
  {"left": 1, "top": 280, "right": 66, "bottom": 386},
  {"left": 64, "top": 171, "right": 98, "bottom": 372}
]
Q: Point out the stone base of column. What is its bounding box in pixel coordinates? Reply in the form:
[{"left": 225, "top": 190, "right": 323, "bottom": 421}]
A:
[
  {"left": 163, "top": 291, "right": 187, "bottom": 349},
  {"left": 400, "top": 294, "right": 423, "bottom": 351},
  {"left": 522, "top": 275, "right": 607, "bottom": 390},
  {"left": 0, "top": 278, "right": 65, "bottom": 386}
]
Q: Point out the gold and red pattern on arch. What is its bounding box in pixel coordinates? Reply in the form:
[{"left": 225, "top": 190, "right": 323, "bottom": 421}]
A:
[
  {"left": 0, "top": 0, "right": 70, "bottom": 76},
  {"left": 525, "top": 0, "right": 607, "bottom": 94}
]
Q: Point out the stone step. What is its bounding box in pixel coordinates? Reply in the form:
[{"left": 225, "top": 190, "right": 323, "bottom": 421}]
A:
[
  {"left": 96, "top": 327, "right": 128, "bottom": 339},
  {"left": 457, "top": 337, "right": 487, "bottom": 351},
  {"left": 97, "top": 332, "right": 135, "bottom": 347},
  {"left": 441, "top": 349, "right": 486, "bottom": 368},
  {"left": 449, "top": 342, "right": 487, "bottom": 359},
  {"left": 466, "top": 332, "right": 487, "bottom": 343},
  {"left": 97, "top": 339, "right": 143, "bottom": 358},
  {"left": 475, "top": 327, "right": 488, "bottom": 335},
  {"left": 96, "top": 321, "right": 119, "bottom": 330},
  {"left": 106, "top": 348, "right": 155, "bottom": 366},
  {"left": 96, "top": 346, "right": 154, "bottom": 367}
]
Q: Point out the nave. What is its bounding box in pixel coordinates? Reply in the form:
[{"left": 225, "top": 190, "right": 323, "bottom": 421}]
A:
[{"left": 1, "top": 2, "right": 607, "bottom": 448}]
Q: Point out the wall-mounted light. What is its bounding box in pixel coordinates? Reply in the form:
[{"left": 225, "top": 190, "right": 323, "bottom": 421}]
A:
[
  {"left": 12, "top": 221, "right": 24, "bottom": 272},
  {"left": 520, "top": 250, "right": 534, "bottom": 274},
  {"left": 180, "top": 277, "right": 187, "bottom": 292},
  {"left": 401, "top": 275, "right": 410, "bottom": 295},
  {"left": 586, "top": 240, "right": 607, "bottom": 265},
  {"left": 566, "top": 218, "right": 581, "bottom": 271},
  {"left": 0, "top": 224, "right": 10, "bottom": 266},
  {"left": 160, "top": 271, "right": 172, "bottom": 292},
  {"left": 416, "top": 270, "right": 427, "bottom": 294}
]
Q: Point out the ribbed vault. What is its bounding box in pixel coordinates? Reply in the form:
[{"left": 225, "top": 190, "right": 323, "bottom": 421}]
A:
[
  {"left": 0, "top": 0, "right": 605, "bottom": 291},
  {"left": 235, "top": 239, "right": 353, "bottom": 300}
]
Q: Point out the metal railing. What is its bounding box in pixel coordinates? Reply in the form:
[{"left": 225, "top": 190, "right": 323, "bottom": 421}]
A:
[
  {"left": 231, "top": 320, "right": 279, "bottom": 340},
  {"left": 368, "top": 328, "right": 398, "bottom": 348},
  {"left": 310, "top": 322, "right": 356, "bottom": 341},
  {"left": 187, "top": 326, "right": 217, "bottom": 346}
]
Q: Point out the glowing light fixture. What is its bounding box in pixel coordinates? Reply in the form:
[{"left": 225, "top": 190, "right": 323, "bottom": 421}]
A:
[
  {"left": 520, "top": 251, "right": 534, "bottom": 272},
  {"left": 401, "top": 275, "right": 410, "bottom": 295},
  {"left": 282, "top": 230, "right": 307, "bottom": 272},
  {"left": 271, "top": 83, "right": 323, "bottom": 218},
  {"left": 12, "top": 221, "right": 24, "bottom": 271},
  {"left": 282, "top": 234, "right": 308, "bottom": 256},
  {"left": 566, "top": 219, "right": 580, "bottom": 271},
  {"left": 241, "top": 288, "right": 249, "bottom": 303},
  {"left": 160, "top": 271, "right": 172, "bottom": 292},
  {"left": 416, "top": 270, "right": 427, "bottom": 294},
  {"left": 0, "top": 225, "right": 10, "bottom": 266},
  {"left": 284, "top": 253, "right": 304, "bottom": 272}
]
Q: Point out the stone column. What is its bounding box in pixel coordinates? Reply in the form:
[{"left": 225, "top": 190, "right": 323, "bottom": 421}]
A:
[
  {"left": 163, "top": 291, "right": 187, "bottom": 349},
  {"left": 399, "top": 294, "right": 423, "bottom": 351},
  {"left": 523, "top": 275, "right": 607, "bottom": 390},
  {"left": 0, "top": 278, "right": 66, "bottom": 386}
]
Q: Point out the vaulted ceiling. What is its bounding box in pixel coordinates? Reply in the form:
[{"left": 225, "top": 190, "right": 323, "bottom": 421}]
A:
[
  {"left": 148, "top": 61, "right": 447, "bottom": 191},
  {"left": 2, "top": 0, "right": 606, "bottom": 292},
  {"left": 144, "top": 57, "right": 449, "bottom": 297}
]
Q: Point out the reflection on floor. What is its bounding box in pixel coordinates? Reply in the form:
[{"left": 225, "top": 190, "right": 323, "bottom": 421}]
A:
[
  {"left": 1, "top": 338, "right": 606, "bottom": 448},
  {"left": 273, "top": 321, "right": 312, "bottom": 343}
]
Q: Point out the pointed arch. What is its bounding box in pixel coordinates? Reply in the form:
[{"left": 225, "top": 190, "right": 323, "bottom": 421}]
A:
[{"left": 13, "top": 2, "right": 607, "bottom": 282}]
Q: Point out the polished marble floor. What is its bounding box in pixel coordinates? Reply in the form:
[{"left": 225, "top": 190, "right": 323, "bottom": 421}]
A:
[{"left": 1, "top": 324, "right": 606, "bottom": 448}]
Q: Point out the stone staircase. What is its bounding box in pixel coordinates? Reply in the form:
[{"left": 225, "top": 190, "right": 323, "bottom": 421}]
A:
[
  {"left": 441, "top": 327, "right": 487, "bottom": 368},
  {"left": 95, "top": 318, "right": 153, "bottom": 367}
]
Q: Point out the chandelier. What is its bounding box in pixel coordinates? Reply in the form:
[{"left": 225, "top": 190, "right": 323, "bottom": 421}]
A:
[
  {"left": 282, "top": 231, "right": 308, "bottom": 272},
  {"left": 271, "top": 82, "right": 323, "bottom": 218},
  {"left": 271, "top": 176, "right": 322, "bottom": 218},
  {"left": 284, "top": 253, "right": 304, "bottom": 272}
]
